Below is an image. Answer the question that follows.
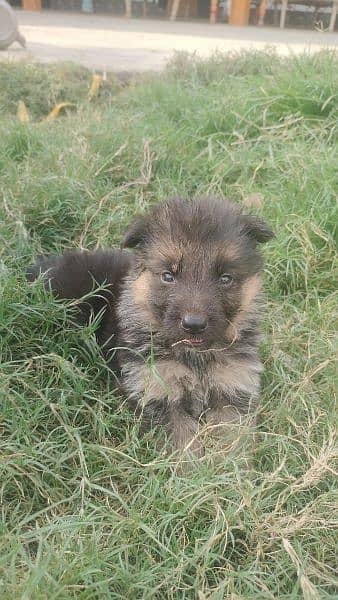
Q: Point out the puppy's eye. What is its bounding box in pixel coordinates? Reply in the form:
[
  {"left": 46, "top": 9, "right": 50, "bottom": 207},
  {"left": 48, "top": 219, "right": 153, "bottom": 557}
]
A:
[
  {"left": 220, "top": 273, "right": 233, "bottom": 286},
  {"left": 161, "top": 271, "right": 175, "bottom": 283}
]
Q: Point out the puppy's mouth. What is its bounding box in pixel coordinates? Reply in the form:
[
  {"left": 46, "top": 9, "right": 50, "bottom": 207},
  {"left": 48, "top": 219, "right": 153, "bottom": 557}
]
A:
[{"left": 171, "top": 336, "right": 205, "bottom": 348}]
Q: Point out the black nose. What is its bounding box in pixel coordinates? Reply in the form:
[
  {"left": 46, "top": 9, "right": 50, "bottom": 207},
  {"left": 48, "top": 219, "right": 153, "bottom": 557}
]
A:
[{"left": 181, "top": 314, "right": 207, "bottom": 333}]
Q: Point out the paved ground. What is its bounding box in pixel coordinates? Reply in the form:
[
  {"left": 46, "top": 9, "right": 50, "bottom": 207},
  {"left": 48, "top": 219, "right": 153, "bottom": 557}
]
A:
[{"left": 2, "top": 10, "right": 338, "bottom": 72}]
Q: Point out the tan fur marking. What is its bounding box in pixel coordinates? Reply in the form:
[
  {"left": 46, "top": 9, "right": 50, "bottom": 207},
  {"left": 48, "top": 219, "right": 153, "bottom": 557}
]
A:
[
  {"left": 131, "top": 271, "right": 157, "bottom": 325},
  {"left": 127, "top": 360, "right": 204, "bottom": 462},
  {"left": 217, "top": 242, "right": 241, "bottom": 262},
  {"left": 139, "top": 360, "right": 192, "bottom": 406},
  {"left": 205, "top": 360, "right": 259, "bottom": 462},
  {"left": 241, "top": 273, "right": 263, "bottom": 307},
  {"left": 227, "top": 274, "right": 262, "bottom": 341},
  {"left": 211, "top": 359, "right": 262, "bottom": 396},
  {"left": 170, "top": 410, "right": 204, "bottom": 459},
  {"left": 132, "top": 271, "right": 151, "bottom": 304}
]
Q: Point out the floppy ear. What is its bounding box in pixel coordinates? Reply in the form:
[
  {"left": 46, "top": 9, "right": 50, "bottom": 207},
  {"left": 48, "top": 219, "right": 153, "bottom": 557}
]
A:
[
  {"left": 241, "top": 214, "right": 274, "bottom": 244},
  {"left": 121, "top": 215, "right": 150, "bottom": 249}
]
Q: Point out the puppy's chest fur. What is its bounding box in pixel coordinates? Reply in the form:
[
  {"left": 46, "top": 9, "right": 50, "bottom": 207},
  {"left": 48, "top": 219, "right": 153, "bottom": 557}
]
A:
[{"left": 122, "top": 354, "right": 262, "bottom": 421}]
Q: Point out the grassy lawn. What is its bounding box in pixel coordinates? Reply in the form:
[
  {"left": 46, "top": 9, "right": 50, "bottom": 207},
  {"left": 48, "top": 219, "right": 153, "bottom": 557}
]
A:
[{"left": 0, "top": 52, "right": 337, "bottom": 599}]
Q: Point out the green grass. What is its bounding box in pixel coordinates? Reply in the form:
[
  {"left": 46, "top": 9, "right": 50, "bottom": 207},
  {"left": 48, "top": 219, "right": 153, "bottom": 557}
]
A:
[{"left": 0, "top": 52, "right": 337, "bottom": 599}]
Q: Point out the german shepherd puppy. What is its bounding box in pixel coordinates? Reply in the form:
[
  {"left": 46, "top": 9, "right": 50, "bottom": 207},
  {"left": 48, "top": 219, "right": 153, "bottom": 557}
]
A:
[{"left": 28, "top": 197, "right": 274, "bottom": 462}]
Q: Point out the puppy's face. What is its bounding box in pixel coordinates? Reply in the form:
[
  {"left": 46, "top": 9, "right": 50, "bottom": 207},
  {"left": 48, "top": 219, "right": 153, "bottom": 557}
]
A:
[{"left": 123, "top": 197, "right": 273, "bottom": 351}]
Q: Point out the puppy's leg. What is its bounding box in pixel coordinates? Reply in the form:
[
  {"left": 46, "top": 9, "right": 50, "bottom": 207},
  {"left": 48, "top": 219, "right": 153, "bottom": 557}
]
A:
[
  {"left": 139, "top": 398, "right": 204, "bottom": 467},
  {"left": 168, "top": 406, "right": 205, "bottom": 460},
  {"left": 124, "top": 360, "right": 204, "bottom": 464},
  {"left": 205, "top": 404, "right": 256, "bottom": 468},
  {"left": 134, "top": 397, "right": 204, "bottom": 475}
]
